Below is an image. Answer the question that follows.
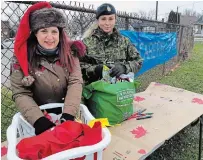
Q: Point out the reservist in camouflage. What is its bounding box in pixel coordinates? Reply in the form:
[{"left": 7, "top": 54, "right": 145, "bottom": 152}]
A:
[{"left": 80, "top": 3, "right": 143, "bottom": 84}]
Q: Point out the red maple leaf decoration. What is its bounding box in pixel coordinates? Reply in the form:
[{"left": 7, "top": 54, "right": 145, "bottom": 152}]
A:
[
  {"left": 1, "top": 146, "right": 7, "bottom": 157},
  {"left": 134, "top": 96, "right": 145, "bottom": 102},
  {"left": 192, "top": 98, "right": 203, "bottom": 104},
  {"left": 138, "top": 149, "right": 146, "bottom": 154},
  {"left": 130, "top": 126, "right": 147, "bottom": 138}
]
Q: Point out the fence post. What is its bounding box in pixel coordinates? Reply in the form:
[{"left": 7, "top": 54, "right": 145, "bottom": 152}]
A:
[
  {"left": 178, "top": 26, "right": 184, "bottom": 61},
  {"left": 161, "top": 23, "right": 166, "bottom": 75},
  {"left": 125, "top": 16, "right": 129, "bottom": 30},
  {"left": 198, "top": 116, "right": 203, "bottom": 160}
]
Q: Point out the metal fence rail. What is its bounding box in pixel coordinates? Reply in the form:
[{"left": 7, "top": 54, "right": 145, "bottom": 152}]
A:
[{"left": 1, "top": 0, "right": 193, "bottom": 147}]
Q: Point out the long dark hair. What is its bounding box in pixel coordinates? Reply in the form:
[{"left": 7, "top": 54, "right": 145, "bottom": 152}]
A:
[{"left": 27, "top": 28, "right": 75, "bottom": 72}]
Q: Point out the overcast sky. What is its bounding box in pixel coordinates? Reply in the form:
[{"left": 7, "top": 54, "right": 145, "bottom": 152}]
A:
[
  {"left": 1, "top": 1, "right": 203, "bottom": 22},
  {"left": 82, "top": 1, "right": 203, "bottom": 20}
]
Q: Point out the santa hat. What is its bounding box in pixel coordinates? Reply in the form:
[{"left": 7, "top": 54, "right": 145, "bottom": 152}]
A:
[{"left": 14, "top": 2, "right": 66, "bottom": 86}]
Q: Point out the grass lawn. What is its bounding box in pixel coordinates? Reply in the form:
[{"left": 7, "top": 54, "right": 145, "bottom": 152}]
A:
[
  {"left": 146, "top": 42, "right": 203, "bottom": 160},
  {"left": 1, "top": 87, "right": 17, "bottom": 142},
  {"left": 158, "top": 42, "right": 203, "bottom": 94}
]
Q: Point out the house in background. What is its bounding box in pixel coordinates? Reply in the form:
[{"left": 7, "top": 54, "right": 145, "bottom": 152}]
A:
[
  {"left": 132, "top": 21, "right": 166, "bottom": 33},
  {"left": 179, "top": 15, "right": 198, "bottom": 26},
  {"left": 193, "top": 15, "right": 203, "bottom": 35},
  {"left": 179, "top": 15, "right": 203, "bottom": 41}
]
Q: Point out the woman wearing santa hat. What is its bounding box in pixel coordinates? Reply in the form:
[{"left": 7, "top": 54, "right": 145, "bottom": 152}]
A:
[{"left": 10, "top": 2, "right": 86, "bottom": 135}]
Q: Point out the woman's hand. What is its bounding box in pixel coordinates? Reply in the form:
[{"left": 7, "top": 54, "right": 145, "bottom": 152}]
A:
[
  {"left": 94, "top": 64, "right": 103, "bottom": 79},
  {"left": 33, "top": 117, "right": 56, "bottom": 135},
  {"left": 60, "top": 113, "right": 75, "bottom": 124}
]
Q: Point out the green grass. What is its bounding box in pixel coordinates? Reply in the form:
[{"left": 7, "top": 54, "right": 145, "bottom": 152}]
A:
[
  {"left": 1, "top": 87, "right": 17, "bottom": 142},
  {"left": 146, "top": 42, "right": 203, "bottom": 160},
  {"left": 158, "top": 42, "right": 203, "bottom": 94}
]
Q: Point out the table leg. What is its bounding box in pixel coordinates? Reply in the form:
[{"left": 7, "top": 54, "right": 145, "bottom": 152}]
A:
[{"left": 198, "top": 115, "right": 203, "bottom": 160}]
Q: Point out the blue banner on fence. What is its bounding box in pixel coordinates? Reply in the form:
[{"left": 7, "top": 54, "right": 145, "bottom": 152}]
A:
[{"left": 120, "top": 31, "right": 177, "bottom": 76}]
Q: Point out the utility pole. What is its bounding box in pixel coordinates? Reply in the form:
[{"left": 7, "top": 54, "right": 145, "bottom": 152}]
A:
[
  {"left": 192, "top": 2, "right": 195, "bottom": 13},
  {"left": 156, "top": 1, "right": 158, "bottom": 20},
  {"left": 176, "top": 6, "right": 179, "bottom": 23}
]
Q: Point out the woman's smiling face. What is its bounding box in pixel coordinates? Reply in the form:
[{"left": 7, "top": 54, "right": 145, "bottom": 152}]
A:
[{"left": 35, "top": 27, "right": 59, "bottom": 49}]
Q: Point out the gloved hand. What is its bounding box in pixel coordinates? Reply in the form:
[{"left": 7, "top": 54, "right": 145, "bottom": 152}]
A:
[
  {"left": 109, "top": 64, "right": 126, "bottom": 77},
  {"left": 34, "top": 117, "right": 56, "bottom": 135},
  {"left": 94, "top": 64, "right": 103, "bottom": 79},
  {"left": 60, "top": 113, "right": 75, "bottom": 124}
]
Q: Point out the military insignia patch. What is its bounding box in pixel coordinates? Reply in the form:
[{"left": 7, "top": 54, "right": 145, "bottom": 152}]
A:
[{"left": 107, "top": 5, "right": 111, "bottom": 12}]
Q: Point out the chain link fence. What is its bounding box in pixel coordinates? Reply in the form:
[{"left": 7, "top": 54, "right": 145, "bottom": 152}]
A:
[{"left": 1, "top": 0, "right": 194, "bottom": 152}]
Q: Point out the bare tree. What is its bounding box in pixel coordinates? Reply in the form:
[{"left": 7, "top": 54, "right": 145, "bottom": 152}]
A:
[
  {"left": 129, "top": 12, "right": 139, "bottom": 17},
  {"left": 138, "top": 10, "right": 147, "bottom": 19},
  {"left": 8, "top": 3, "right": 27, "bottom": 27},
  {"left": 1, "top": 2, "right": 28, "bottom": 38},
  {"left": 182, "top": 9, "right": 201, "bottom": 18},
  {"left": 138, "top": 9, "right": 156, "bottom": 20},
  {"left": 147, "top": 9, "right": 156, "bottom": 20},
  {"left": 66, "top": 12, "right": 95, "bottom": 39}
]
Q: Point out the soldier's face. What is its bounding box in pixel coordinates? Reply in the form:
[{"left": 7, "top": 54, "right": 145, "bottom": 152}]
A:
[
  {"left": 35, "top": 27, "right": 59, "bottom": 49},
  {"left": 98, "top": 14, "right": 116, "bottom": 33}
]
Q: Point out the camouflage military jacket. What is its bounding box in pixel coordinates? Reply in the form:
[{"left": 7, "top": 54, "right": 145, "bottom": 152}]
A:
[{"left": 81, "top": 27, "right": 143, "bottom": 84}]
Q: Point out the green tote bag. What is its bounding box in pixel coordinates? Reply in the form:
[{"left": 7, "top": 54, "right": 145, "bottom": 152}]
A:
[{"left": 83, "top": 80, "right": 139, "bottom": 125}]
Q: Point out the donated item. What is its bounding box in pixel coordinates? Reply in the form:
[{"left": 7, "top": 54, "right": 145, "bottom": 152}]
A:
[
  {"left": 6, "top": 103, "right": 111, "bottom": 160},
  {"left": 43, "top": 111, "right": 61, "bottom": 125},
  {"left": 102, "top": 65, "right": 112, "bottom": 82},
  {"left": 16, "top": 121, "right": 102, "bottom": 160},
  {"left": 119, "top": 72, "right": 134, "bottom": 82},
  {"left": 127, "top": 108, "right": 153, "bottom": 120},
  {"left": 136, "top": 115, "right": 152, "bottom": 120},
  {"left": 102, "top": 65, "right": 134, "bottom": 84},
  {"left": 88, "top": 118, "right": 111, "bottom": 128},
  {"left": 83, "top": 80, "right": 139, "bottom": 125}
]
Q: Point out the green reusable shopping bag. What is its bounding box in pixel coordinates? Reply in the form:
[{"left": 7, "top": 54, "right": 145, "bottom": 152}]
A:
[{"left": 82, "top": 80, "right": 139, "bottom": 125}]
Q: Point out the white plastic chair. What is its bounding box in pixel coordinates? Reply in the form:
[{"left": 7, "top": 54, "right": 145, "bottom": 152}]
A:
[{"left": 7, "top": 103, "right": 111, "bottom": 160}]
